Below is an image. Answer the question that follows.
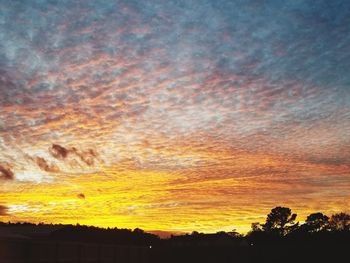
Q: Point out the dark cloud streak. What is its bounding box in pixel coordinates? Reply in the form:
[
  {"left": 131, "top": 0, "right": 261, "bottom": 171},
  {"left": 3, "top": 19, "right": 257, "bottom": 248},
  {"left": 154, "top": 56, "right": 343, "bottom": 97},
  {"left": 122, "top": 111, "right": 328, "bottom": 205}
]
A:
[
  {"left": 0, "top": 205, "right": 8, "bottom": 216},
  {"left": 47, "top": 143, "right": 101, "bottom": 170},
  {"left": 35, "top": 157, "right": 59, "bottom": 173},
  {"left": 0, "top": 164, "right": 14, "bottom": 180},
  {"left": 50, "top": 144, "right": 69, "bottom": 159},
  {"left": 77, "top": 193, "right": 85, "bottom": 199}
]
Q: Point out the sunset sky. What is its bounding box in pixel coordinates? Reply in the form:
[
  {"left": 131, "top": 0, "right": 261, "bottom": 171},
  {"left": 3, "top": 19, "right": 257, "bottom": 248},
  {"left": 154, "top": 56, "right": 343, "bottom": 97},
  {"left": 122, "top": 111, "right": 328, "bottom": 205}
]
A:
[{"left": 0, "top": 0, "right": 350, "bottom": 234}]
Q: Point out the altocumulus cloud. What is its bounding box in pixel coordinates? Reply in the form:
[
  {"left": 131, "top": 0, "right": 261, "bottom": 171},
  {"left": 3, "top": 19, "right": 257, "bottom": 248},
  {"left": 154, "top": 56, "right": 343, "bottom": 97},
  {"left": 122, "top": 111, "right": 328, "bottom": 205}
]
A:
[
  {"left": 50, "top": 144, "right": 69, "bottom": 159},
  {"left": 0, "top": 205, "right": 8, "bottom": 215},
  {"left": 35, "top": 156, "right": 60, "bottom": 173},
  {"left": 0, "top": 0, "right": 349, "bottom": 232},
  {"left": 49, "top": 144, "right": 101, "bottom": 168},
  {"left": 77, "top": 193, "right": 86, "bottom": 199},
  {"left": 0, "top": 164, "right": 14, "bottom": 180}
]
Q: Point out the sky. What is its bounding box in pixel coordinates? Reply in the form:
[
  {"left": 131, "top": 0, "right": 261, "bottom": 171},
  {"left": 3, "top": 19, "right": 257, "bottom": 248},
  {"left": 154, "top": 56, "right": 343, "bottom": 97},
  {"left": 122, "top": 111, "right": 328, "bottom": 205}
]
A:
[{"left": 0, "top": 0, "right": 350, "bottom": 234}]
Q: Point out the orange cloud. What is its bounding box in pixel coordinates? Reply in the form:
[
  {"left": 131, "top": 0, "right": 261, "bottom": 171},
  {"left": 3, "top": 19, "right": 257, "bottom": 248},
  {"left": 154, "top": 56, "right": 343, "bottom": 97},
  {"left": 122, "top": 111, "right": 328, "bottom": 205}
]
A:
[{"left": 0, "top": 164, "right": 14, "bottom": 180}]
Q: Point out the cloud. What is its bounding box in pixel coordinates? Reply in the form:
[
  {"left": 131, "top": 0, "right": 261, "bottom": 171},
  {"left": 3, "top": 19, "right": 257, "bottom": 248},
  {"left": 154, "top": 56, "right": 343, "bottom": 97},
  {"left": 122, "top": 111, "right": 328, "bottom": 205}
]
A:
[
  {"left": 77, "top": 193, "right": 85, "bottom": 199},
  {"left": 71, "top": 147, "right": 99, "bottom": 166},
  {"left": 50, "top": 144, "right": 100, "bottom": 165},
  {"left": 35, "top": 157, "right": 59, "bottom": 173},
  {"left": 0, "top": 205, "right": 8, "bottom": 216},
  {"left": 50, "top": 144, "right": 69, "bottom": 159},
  {"left": 0, "top": 164, "right": 14, "bottom": 180},
  {"left": 0, "top": 0, "right": 349, "bottom": 233}
]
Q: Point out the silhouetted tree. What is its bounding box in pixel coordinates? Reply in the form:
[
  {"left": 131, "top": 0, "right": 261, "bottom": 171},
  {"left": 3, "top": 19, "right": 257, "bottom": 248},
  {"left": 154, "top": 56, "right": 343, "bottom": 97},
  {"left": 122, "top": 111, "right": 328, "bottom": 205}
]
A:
[
  {"left": 133, "top": 228, "right": 145, "bottom": 234},
  {"left": 227, "top": 229, "right": 241, "bottom": 237},
  {"left": 304, "top": 212, "right": 329, "bottom": 232},
  {"left": 251, "top": 222, "right": 262, "bottom": 232},
  {"left": 329, "top": 212, "right": 350, "bottom": 231},
  {"left": 263, "top": 206, "right": 297, "bottom": 235}
]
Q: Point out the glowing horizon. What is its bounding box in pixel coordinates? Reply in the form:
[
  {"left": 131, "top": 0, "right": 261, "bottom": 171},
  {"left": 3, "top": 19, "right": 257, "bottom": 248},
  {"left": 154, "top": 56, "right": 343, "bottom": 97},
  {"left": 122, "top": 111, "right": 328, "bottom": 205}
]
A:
[{"left": 1, "top": 0, "right": 350, "bottom": 234}]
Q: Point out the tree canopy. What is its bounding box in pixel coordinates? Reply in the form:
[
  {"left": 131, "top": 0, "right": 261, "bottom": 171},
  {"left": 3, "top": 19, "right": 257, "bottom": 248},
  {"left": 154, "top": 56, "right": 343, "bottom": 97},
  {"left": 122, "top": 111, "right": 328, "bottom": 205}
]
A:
[{"left": 262, "top": 206, "right": 297, "bottom": 235}]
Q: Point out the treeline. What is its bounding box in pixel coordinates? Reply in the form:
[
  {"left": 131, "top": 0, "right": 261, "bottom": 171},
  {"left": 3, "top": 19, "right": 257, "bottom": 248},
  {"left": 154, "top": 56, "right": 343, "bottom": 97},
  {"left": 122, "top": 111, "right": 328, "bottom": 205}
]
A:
[
  {"left": 250, "top": 207, "right": 350, "bottom": 233},
  {"left": 1, "top": 207, "right": 350, "bottom": 247},
  {"left": 50, "top": 225, "right": 161, "bottom": 246},
  {"left": 0, "top": 221, "right": 160, "bottom": 246},
  {"left": 246, "top": 206, "right": 350, "bottom": 245},
  {"left": 168, "top": 207, "right": 350, "bottom": 246}
]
